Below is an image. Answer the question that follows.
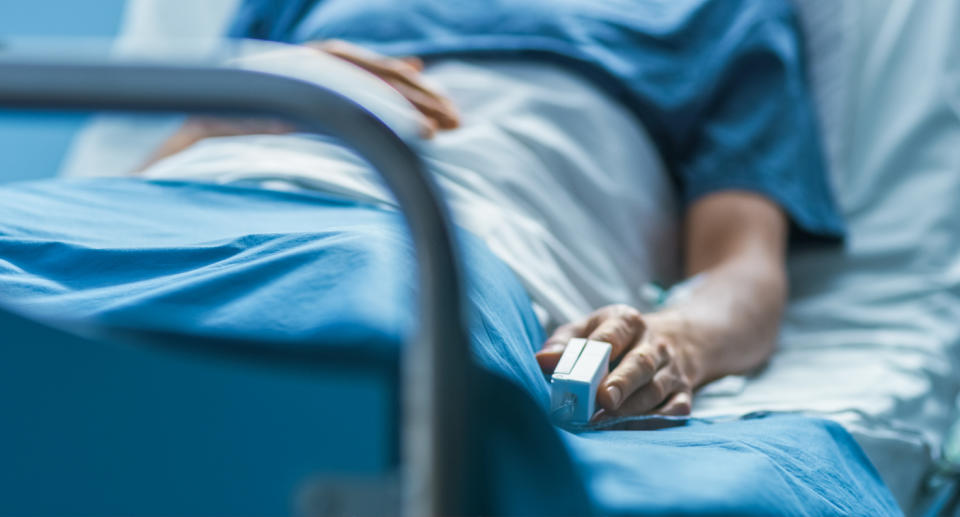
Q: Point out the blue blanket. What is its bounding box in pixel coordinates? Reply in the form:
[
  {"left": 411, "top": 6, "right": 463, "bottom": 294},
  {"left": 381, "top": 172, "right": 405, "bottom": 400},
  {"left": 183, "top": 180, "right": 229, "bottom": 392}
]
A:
[{"left": 0, "top": 179, "right": 899, "bottom": 515}]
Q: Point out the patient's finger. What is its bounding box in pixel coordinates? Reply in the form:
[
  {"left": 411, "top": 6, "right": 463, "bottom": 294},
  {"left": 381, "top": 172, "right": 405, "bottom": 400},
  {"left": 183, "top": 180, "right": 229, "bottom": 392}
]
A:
[
  {"left": 389, "top": 80, "right": 460, "bottom": 130},
  {"left": 542, "top": 320, "right": 588, "bottom": 349},
  {"left": 599, "top": 339, "right": 668, "bottom": 411},
  {"left": 606, "top": 367, "right": 679, "bottom": 415},
  {"left": 654, "top": 391, "right": 692, "bottom": 416},
  {"left": 311, "top": 42, "right": 413, "bottom": 73},
  {"left": 313, "top": 40, "right": 460, "bottom": 129},
  {"left": 402, "top": 56, "right": 424, "bottom": 71},
  {"left": 327, "top": 41, "right": 425, "bottom": 76},
  {"left": 343, "top": 54, "right": 459, "bottom": 129},
  {"left": 536, "top": 321, "right": 587, "bottom": 373},
  {"left": 535, "top": 351, "right": 562, "bottom": 375},
  {"left": 537, "top": 304, "right": 639, "bottom": 374},
  {"left": 348, "top": 59, "right": 460, "bottom": 130},
  {"left": 420, "top": 117, "right": 438, "bottom": 139},
  {"left": 381, "top": 69, "right": 459, "bottom": 124},
  {"left": 587, "top": 307, "right": 645, "bottom": 361},
  {"left": 309, "top": 39, "right": 388, "bottom": 66}
]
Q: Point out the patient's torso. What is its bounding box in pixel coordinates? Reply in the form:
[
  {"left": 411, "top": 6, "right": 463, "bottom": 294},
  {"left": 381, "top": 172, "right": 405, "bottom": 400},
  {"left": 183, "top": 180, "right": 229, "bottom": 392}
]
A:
[{"left": 143, "top": 58, "right": 679, "bottom": 328}]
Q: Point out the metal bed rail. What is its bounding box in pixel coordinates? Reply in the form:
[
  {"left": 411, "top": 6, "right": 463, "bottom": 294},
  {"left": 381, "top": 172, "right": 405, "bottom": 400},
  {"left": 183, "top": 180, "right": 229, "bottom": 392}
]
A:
[{"left": 0, "top": 57, "right": 474, "bottom": 516}]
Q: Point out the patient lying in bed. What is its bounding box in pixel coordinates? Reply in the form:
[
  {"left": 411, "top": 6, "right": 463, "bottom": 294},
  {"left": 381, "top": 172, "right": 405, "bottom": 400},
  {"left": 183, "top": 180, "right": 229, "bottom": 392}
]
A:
[{"left": 135, "top": 0, "right": 843, "bottom": 422}]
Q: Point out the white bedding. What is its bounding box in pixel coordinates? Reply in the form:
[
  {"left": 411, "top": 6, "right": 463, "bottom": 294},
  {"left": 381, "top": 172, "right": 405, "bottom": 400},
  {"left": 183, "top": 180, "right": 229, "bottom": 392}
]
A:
[
  {"left": 696, "top": 0, "right": 960, "bottom": 509},
  {"left": 140, "top": 58, "right": 679, "bottom": 330},
  {"left": 58, "top": 0, "right": 960, "bottom": 512}
]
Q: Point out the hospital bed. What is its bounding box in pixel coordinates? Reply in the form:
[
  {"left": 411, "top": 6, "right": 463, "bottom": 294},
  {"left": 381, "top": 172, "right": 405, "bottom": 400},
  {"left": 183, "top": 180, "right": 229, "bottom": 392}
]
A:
[
  {"left": 0, "top": 41, "right": 612, "bottom": 515},
  {"left": 0, "top": 0, "right": 958, "bottom": 515},
  {"left": 0, "top": 40, "right": 858, "bottom": 517}
]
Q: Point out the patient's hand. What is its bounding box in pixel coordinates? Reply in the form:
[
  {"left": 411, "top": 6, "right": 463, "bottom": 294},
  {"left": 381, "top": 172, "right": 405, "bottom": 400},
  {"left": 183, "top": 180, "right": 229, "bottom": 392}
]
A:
[
  {"left": 536, "top": 194, "right": 787, "bottom": 422},
  {"left": 137, "top": 40, "right": 458, "bottom": 172},
  {"left": 536, "top": 305, "right": 699, "bottom": 418},
  {"left": 307, "top": 40, "right": 460, "bottom": 137}
]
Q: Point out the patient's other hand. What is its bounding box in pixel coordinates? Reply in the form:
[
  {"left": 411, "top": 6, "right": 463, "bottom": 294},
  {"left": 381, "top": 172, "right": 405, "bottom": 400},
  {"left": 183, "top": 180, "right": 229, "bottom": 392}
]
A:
[
  {"left": 308, "top": 39, "right": 460, "bottom": 138},
  {"left": 136, "top": 40, "right": 459, "bottom": 172},
  {"left": 536, "top": 305, "right": 700, "bottom": 418}
]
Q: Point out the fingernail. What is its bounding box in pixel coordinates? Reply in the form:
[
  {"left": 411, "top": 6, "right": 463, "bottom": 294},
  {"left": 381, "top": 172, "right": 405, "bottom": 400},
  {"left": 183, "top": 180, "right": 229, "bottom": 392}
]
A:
[{"left": 605, "top": 385, "right": 622, "bottom": 409}]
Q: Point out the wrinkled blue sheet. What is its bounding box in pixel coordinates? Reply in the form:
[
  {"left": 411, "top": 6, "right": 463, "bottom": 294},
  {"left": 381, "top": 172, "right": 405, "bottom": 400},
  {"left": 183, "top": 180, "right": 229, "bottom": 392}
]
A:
[{"left": 0, "top": 179, "right": 900, "bottom": 515}]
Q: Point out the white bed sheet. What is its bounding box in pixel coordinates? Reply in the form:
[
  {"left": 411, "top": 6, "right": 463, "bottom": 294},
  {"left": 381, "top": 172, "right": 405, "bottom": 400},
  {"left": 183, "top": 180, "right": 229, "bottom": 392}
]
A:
[
  {"left": 696, "top": 0, "right": 960, "bottom": 509},
  {"left": 57, "top": 0, "right": 960, "bottom": 512}
]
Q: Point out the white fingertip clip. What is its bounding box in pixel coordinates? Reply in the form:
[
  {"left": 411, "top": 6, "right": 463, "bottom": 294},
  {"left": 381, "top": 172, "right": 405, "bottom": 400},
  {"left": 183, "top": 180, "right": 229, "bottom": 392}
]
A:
[{"left": 549, "top": 338, "right": 612, "bottom": 425}]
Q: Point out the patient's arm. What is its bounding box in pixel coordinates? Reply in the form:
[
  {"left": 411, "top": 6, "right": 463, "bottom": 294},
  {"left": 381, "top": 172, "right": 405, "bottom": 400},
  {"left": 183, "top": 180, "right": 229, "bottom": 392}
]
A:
[
  {"left": 536, "top": 191, "right": 787, "bottom": 417},
  {"left": 135, "top": 40, "right": 459, "bottom": 172}
]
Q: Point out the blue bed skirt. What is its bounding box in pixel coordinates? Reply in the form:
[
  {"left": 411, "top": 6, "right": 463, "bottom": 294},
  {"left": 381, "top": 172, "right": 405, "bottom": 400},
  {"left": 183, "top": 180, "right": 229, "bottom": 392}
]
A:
[{"left": 0, "top": 179, "right": 900, "bottom": 515}]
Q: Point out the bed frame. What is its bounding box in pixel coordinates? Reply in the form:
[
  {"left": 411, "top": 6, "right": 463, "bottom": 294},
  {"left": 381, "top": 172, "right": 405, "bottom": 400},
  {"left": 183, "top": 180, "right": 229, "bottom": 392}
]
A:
[
  {"left": 4, "top": 51, "right": 958, "bottom": 517},
  {"left": 0, "top": 54, "right": 574, "bottom": 516}
]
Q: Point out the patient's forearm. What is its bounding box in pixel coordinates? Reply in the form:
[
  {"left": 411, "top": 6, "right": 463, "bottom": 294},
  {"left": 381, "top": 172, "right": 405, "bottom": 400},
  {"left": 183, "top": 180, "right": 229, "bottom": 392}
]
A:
[{"left": 668, "top": 190, "right": 788, "bottom": 386}]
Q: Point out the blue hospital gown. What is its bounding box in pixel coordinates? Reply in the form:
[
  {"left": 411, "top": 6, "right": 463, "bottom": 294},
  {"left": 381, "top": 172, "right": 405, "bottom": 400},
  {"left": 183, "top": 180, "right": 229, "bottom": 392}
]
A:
[{"left": 230, "top": 0, "right": 846, "bottom": 242}]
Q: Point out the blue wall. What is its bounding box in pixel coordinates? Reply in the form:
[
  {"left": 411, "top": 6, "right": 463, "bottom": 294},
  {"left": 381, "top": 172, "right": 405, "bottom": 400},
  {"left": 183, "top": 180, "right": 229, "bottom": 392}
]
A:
[{"left": 0, "top": 0, "right": 126, "bottom": 182}]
